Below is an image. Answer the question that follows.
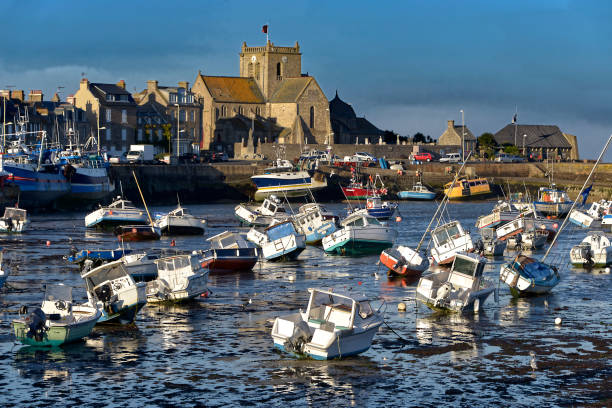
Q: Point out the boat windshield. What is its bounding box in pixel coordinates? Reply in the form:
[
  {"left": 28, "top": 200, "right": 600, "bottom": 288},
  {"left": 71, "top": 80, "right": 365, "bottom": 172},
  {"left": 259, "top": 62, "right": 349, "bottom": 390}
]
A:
[
  {"left": 358, "top": 301, "right": 374, "bottom": 319},
  {"left": 345, "top": 217, "right": 365, "bottom": 227},
  {"left": 308, "top": 291, "right": 354, "bottom": 320},
  {"left": 157, "top": 255, "right": 191, "bottom": 271},
  {"left": 3, "top": 208, "right": 27, "bottom": 221},
  {"left": 452, "top": 256, "right": 478, "bottom": 276},
  {"left": 88, "top": 264, "right": 128, "bottom": 287},
  {"left": 45, "top": 284, "right": 72, "bottom": 302},
  {"left": 267, "top": 222, "right": 296, "bottom": 241}
]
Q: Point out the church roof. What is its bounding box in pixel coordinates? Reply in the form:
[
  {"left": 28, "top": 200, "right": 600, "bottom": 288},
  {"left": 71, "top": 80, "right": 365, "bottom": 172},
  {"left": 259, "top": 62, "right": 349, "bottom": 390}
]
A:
[
  {"left": 494, "top": 124, "right": 571, "bottom": 148},
  {"left": 355, "top": 117, "right": 384, "bottom": 135},
  {"left": 200, "top": 76, "right": 264, "bottom": 103},
  {"left": 329, "top": 91, "right": 356, "bottom": 119},
  {"left": 269, "top": 77, "right": 313, "bottom": 103}
]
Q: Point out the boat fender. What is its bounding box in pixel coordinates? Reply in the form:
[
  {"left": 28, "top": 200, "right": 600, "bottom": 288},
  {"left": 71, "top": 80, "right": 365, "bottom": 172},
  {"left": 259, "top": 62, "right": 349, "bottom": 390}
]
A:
[{"left": 367, "top": 201, "right": 374, "bottom": 209}]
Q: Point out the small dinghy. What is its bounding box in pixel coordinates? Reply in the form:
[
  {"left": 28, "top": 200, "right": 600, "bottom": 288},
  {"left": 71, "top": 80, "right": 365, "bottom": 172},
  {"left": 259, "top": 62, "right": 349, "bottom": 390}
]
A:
[
  {"left": 499, "top": 255, "right": 560, "bottom": 297},
  {"left": 66, "top": 247, "right": 133, "bottom": 269},
  {"left": 570, "top": 233, "right": 612, "bottom": 267},
  {"left": 477, "top": 227, "right": 506, "bottom": 257},
  {"left": 146, "top": 254, "right": 208, "bottom": 303},
  {"left": 154, "top": 204, "right": 205, "bottom": 235},
  {"left": 247, "top": 220, "right": 306, "bottom": 261},
  {"left": 364, "top": 195, "right": 398, "bottom": 220},
  {"left": 271, "top": 288, "right": 383, "bottom": 360},
  {"left": 430, "top": 220, "right": 473, "bottom": 265},
  {"left": 323, "top": 212, "right": 396, "bottom": 256},
  {"left": 200, "top": 231, "right": 259, "bottom": 273},
  {"left": 81, "top": 260, "right": 147, "bottom": 324},
  {"left": 115, "top": 224, "right": 161, "bottom": 241},
  {"left": 0, "top": 207, "right": 29, "bottom": 233},
  {"left": 292, "top": 203, "right": 337, "bottom": 245},
  {"left": 85, "top": 195, "right": 148, "bottom": 229},
  {"left": 12, "top": 284, "right": 101, "bottom": 346},
  {"left": 379, "top": 245, "right": 428, "bottom": 277},
  {"left": 235, "top": 195, "right": 287, "bottom": 227},
  {"left": 416, "top": 253, "right": 495, "bottom": 313}
]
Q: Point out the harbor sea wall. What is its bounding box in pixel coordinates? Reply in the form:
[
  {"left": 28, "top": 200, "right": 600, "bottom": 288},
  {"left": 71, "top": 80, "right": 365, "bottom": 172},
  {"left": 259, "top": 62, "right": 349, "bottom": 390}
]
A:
[{"left": 106, "top": 161, "right": 612, "bottom": 206}]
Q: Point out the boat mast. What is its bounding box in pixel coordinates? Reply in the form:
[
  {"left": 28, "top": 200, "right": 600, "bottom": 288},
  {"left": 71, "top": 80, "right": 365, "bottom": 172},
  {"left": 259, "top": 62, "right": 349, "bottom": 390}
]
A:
[
  {"left": 415, "top": 152, "right": 472, "bottom": 252},
  {"left": 132, "top": 169, "right": 155, "bottom": 227},
  {"left": 542, "top": 133, "right": 612, "bottom": 262}
]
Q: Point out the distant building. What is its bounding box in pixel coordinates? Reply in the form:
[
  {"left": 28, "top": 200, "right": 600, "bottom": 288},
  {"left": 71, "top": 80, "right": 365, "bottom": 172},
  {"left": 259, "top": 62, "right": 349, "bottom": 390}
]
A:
[
  {"left": 192, "top": 40, "right": 331, "bottom": 154},
  {"left": 329, "top": 91, "right": 383, "bottom": 144},
  {"left": 132, "top": 80, "right": 202, "bottom": 155},
  {"left": 438, "top": 120, "right": 476, "bottom": 154},
  {"left": 494, "top": 124, "right": 574, "bottom": 160},
  {"left": 73, "top": 79, "right": 137, "bottom": 155}
]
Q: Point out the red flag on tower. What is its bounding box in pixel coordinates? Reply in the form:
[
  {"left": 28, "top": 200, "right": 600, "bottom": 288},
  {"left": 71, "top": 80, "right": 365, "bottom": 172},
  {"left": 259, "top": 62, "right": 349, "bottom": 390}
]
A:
[{"left": 262, "top": 25, "right": 268, "bottom": 34}]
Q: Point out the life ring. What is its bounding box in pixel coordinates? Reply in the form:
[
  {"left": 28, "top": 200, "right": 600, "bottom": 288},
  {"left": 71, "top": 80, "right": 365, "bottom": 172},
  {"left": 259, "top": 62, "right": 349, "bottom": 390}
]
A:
[{"left": 366, "top": 201, "right": 374, "bottom": 209}]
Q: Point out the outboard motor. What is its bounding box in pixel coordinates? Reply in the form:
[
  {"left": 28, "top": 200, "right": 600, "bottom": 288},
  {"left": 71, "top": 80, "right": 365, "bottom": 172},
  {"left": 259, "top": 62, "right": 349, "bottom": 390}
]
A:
[
  {"left": 475, "top": 239, "right": 485, "bottom": 255},
  {"left": 284, "top": 320, "right": 312, "bottom": 354},
  {"left": 96, "top": 283, "right": 112, "bottom": 303},
  {"left": 26, "top": 308, "right": 47, "bottom": 342}
]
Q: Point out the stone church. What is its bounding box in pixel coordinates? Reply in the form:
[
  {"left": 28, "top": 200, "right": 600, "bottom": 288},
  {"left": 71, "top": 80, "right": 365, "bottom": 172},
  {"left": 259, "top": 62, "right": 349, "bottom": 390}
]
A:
[{"left": 192, "top": 40, "right": 332, "bottom": 155}]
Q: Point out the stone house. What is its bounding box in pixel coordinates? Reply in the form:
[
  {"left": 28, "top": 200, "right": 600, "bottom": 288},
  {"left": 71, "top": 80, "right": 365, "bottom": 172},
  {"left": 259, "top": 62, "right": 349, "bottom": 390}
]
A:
[
  {"left": 132, "top": 80, "right": 202, "bottom": 155},
  {"left": 192, "top": 40, "right": 331, "bottom": 154},
  {"left": 329, "top": 91, "right": 383, "bottom": 144},
  {"left": 494, "top": 124, "right": 574, "bottom": 160},
  {"left": 438, "top": 120, "right": 476, "bottom": 154},
  {"left": 72, "top": 79, "right": 137, "bottom": 155}
]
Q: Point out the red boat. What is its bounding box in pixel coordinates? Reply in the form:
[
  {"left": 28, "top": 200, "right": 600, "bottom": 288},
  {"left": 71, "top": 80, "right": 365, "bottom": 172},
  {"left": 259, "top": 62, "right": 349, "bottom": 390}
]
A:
[
  {"left": 379, "top": 246, "right": 428, "bottom": 277},
  {"left": 201, "top": 231, "right": 259, "bottom": 273},
  {"left": 115, "top": 225, "right": 161, "bottom": 242},
  {"left": 342, "top": 172, "right": 387, "bottom": 200}
]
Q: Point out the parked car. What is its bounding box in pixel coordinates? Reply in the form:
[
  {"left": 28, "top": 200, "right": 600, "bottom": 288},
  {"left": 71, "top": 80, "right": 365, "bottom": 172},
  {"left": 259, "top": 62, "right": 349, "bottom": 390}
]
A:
[
  {"left": 439, "top": 153, "right": 462, "bottom": 163},
  {"left": 212, "top": 152, "right": 228, "bottom": 162},
  {"left": 107, "top": 152, "right": 127, "bottom": 164},
  {"left": 494, "top": 153, "right": 513, "bottom": 163},
  {"left": 299, "top": 150, "right": 326, "bottom": 161},
  {"left": 354, "top": 152, "right": 377, "bottom": 162},
  {"left": 413, "top": 152, "right": 433, "bottom": 162}
]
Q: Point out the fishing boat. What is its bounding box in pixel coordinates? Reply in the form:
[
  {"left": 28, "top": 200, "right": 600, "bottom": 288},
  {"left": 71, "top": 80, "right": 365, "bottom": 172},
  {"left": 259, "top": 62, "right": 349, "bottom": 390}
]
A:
[
  {"left": 247, "top": 220, "right": 306, "bottom": 261},
  {"left": 0, "top": 207, "right": 29, "bottom": 233},
  {"left": 85, "top": 195, "right": 148, "bottom": 228},
  {"left": 66, "top": 247, "right": 133, "bottom": 269},
  {"left": 251, "top": 170, "right": 327, "bottom": 201},
  {"left": 570, "top": 233, "right": 612, "bottom": 267},
  {"left": 271, "top": 288, "right": 383, "bottom": 360},
  {"left": 235, "top": 195, "right": 287, "bottom": 227},
  {"left": 364, "top": 195, "right": 397, "bottom": 220},
  {"left": 57, "top": 144, "right": 114, "bottom": 202},
  {"left": 146, "top": 254, "right": 208, "bottom": 303},
  {"left": 533, "top": 185, "right": 572, "bottom": 218},
  {"left": 298, "top": 202, "right": 339, "bottom": 225},
  {"left": 200, "top": 231, "right": 259, "bottom": 273},
  {"left": 416, "top": 253, "right": 495, "bottom": 313},
  {"left": 506, "top": 229, "right": 548, "bottom": 250},
  {"left": 379, "top": 245, "right": 428, "bottom": 277},
  {"left": 569, "top": 200, "right": 610, "bottom": 229},
  {"left": 341, "top": 172, "right": 387, "bottom": 201},
  {"left": 154, "top": 204, "right": 206, "bottom": 235},
  {"left": 322, "top": 213, "right": 396, "bottom": 256},
  {"left": 81, "top": 260, "right": 147, "bottom": 324},
  {"left": 12, "top": 284, "right": 101, "bottom": 346},
  {"left": 430, "top": 221, "right": 474, "bottom": 265},
  {"left": 443, "top": 177, "right": 492, "bottom": 200},
  {"left": 499, "top": 255, "right": 561, "bottom": 297},
  {"left": 292, "top": 203, "right": 337, "bottom": 245},
  {"left": 115, "top": 225, "right": 161, "bottom": 242},
  {"left": 475, "top": 201, "right": 528, "bottom": 230},
  {"left": 476, "top": 227, "right": 506, "bottom": 257},
  {"left": 398, "top": 181, "right": 436, "bottom": 200}
]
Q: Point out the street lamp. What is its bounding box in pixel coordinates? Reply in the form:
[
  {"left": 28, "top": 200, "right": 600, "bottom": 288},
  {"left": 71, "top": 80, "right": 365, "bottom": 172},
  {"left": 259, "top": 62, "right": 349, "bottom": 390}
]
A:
[
  {"left": 522, "top": 134, "right": 527, "bottom": 156},
  {"left": 460, "top": 109, "right": 465, "bottom": 161},
  {"left": 97, "top": 125, "right": 106, "bottom": 155},
  {"left": 174, "top": 103, "right": 180, "bottom": 157}
]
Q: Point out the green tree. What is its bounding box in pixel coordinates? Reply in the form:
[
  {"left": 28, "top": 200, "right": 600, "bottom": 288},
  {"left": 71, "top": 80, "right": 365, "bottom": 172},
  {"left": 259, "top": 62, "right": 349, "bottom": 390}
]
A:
[
  {"left": 413, "top": 132, "right": 426, "bottom": 143},
  {"left": 382, "top": 130, "right": 397, "bottom": 144},
  {"left": 503, "top": 145, "right": 519, "bottom": 155},
  {"left": 478, "top": 132, "right": 496, "bottom": 148}
]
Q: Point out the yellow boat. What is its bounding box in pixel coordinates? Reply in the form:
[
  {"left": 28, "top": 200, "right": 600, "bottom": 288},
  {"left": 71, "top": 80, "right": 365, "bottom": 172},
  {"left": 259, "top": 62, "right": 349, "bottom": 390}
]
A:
[{"left": 444, "top": 177, "right": 492, "bottom": 200}]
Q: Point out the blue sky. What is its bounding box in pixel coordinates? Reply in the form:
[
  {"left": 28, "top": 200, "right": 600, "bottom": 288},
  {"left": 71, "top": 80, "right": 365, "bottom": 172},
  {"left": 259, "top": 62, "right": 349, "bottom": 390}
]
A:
[{"left": 2, "top": 0, "right": 611, "bottom": 158}]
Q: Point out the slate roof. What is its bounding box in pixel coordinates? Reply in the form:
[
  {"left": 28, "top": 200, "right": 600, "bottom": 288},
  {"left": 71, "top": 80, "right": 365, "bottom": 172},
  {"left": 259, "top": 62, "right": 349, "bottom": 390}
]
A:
[
  {"left": 269, "top": 77, "right": 312, "bottom": 103},
  {"left": 91, "top": 83, "right": 131, "bottom": 96},
  {"left": 329, "top": 91, "right": 356, "bottom": 119},
  {"left": 89, "top": 83, "right": 135, "bottom": 104},
  {"left": 453, "top": 125, "right": 476, "bottom": 141},
  {"left": 200, "top": 76, "right": 264, "bottom": 103},
  {"left": 355, "top": 117, "right": 384, "bottom": 135},
  {"left": 494, "top": 124, "right": 571, "bottom": 148}
]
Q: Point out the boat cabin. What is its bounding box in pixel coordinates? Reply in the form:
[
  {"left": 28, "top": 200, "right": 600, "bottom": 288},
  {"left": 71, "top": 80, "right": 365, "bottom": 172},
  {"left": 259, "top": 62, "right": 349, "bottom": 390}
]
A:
[
  {"left": 81, "top": 260, "right": 135, "bottom": 303},
  {"left": 2, "top": 207, "right": 27, "bottom": 221},
  {"left": 207, "top": 231, "right": 255, "bottom": 249},
  {"left": 431, "top": 221, "right": 468, "bottom": 248},
  {"left": 411, "top": 182, "right": 431, "bottom": 193},
  {"left": 168, "top": 206, "right": 191, "bottom": 217},
  {"left": 480, "top": 227, "right": 496, "bottom": 241},
  {"left": 259, "top": 196, "right": 286, "bottom": 216},
  {"left": 107, "top": 196, "right": 137, "bottom": 209},
  {"left": 155, "top": 255, "right": 200, "bottom": 283},
  {"left": 448, "top": 253, "right": 486, "bottom": 291},
  {"left": 341, "top": 213, "right": 381, "bottom": 228},
  {"left": 265, "top": 220, "right": 298, "bottom": 241},
  {"left": 305, "top": 288, "right": 374, "bottom": 331},
  {"left": 538, "top": 187, "right": 571, "bottom": 203}
]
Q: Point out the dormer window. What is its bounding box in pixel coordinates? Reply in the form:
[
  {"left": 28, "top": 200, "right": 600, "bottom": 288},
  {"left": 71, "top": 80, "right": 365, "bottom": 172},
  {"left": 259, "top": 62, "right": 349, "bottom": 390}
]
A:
[{"left": 170, "top": 93, "right": 177, "bottom": 103}]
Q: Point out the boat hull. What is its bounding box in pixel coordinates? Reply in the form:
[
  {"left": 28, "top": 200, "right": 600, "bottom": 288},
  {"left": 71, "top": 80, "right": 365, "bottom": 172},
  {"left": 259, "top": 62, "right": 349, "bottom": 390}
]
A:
[
  {"left": 323, "top": 226, "right": 395, "bottom": 256},
  {"left": 341, "top": 187, "right": 387, "bottom": 200},
  {"left": 397, "top": 191, "right": 436, "bottom": 200},
  {"left": 534, "top": 201, "right": 572, "bottom": 218},
  {"left": 379, "top": 247, "right": 427, "bottom": 276},
  {"left": 12, "top": 309, "right": 100, "bottom": 347},
  {"left": 499, "top": 261, "right": 560, "bottom": 297}
]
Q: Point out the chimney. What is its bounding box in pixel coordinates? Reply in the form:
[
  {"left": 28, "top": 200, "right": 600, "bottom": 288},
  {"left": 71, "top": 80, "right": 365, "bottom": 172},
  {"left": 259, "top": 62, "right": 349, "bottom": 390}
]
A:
[
  {"left": 447, "top": 120, "right": 454, "bottom": 129},
  {"left": 116, "top": 80, "right": 126, "bottom": 89},
  {"left": 147, "top": 80, "right": 158, "bottom": 92},
  {"left": 28, "top": 90, "right": 43, "bottom": 102},
  {"left": 51, "top": 93, "right": 60, "bottom": 103},
  {"left": 11, "top": 89, "right": 24, "bottom": 102},
  {"left": 80, "top": 78, "right": 89, "bottom": 91},
  {"left": 178, "top": 81, "right": 189, "bottom": 90}
]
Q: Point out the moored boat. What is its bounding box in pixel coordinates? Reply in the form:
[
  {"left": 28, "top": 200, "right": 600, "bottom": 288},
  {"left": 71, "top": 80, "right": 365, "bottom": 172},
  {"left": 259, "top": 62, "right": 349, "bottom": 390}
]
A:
[
  {"left": 379, "top": 245, "right": 428, "bottom": 277},
  {"left": 341, "top": 172, "right": 387, "bottom": 200},
  {"left": 477, "top": 227, "right": 506, "bottom": 257},
  {"left": 292, "top": 203, "right": 337, "bottom": 245},
  {"left": 235, "top": 195, "right": 287, "bottom": 227},
  {"left": 271, "top": 288, "right": 383, "bottom": 360},
  {"left": 251, "top": 170, "right": 327, "bottom": 201},
  {"left": 154, "top": 204, "right": 206, "bottom": 235},
  {"left": 0, "top": 207, "right": 29, "bottom": 233},
  {"left": 323, "top": 212, "right": 396, "bottom": 256},
  {"left": 533, "top": 185, "right": 572, "bottom": 218},
  {"left": 115, "top": 225, "right": 161, "bottom": 241},
  {"left": 66, "top": 247, "right": 133, "bottom": 269},
  {"left": 570, "top": 233, "right": 612, "bottom": 267},
  {"left": 444, "top": 177, "right": 492, "bottom": 200},
  {"left": 201, "top": 231, "right": 259, "bottom": 273},
  {"left": 430, "top": 221, "right": 473, "bottom": 265},
  {"left": 247, "top": 220, "right": 306, "bottom": 261},
  {"left": 365, "top": 195, "right": 397, "bottom": 220},
  {"left": 398, "top": 181, "right": 436, "bottom": 200},
  {"left": 499, "top": 255, "right": 560, "bottom": 297},
  {"left": 146, "top": 254, "right": 208, "bottom": 303},
  {"left": 85, "top": 196, "right": 148, "bottom": 229},
  {"left": 12, "top": 284, "right": 101, "bottom": 346}
]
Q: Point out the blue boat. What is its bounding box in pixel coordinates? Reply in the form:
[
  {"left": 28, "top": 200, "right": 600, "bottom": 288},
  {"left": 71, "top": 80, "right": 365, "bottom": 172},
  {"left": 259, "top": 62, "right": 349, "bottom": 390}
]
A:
[
  {"left": 58, "top": 152, "right": 115, "bottom": 202},
  {"left": 251, "top": 169, "right": 327, "bottom": 201},
  {"left": 398, "top": 182, "right": 436, "bottom": 200},
  {"left": 67, "top": 247, "right": 133, "bottom": 267},
  {"left": 499, "top": 255, "right": 561, "bottom": 297},
  {"left": 365, "top": 196, "right": 397, "bottom": 220}
]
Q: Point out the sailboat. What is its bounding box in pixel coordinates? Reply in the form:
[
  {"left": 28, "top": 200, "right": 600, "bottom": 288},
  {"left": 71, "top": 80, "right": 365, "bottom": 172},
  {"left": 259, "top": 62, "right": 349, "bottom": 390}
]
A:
[
  {"left": 115, "top": 171, "right": 160, "bottom": 241},
  {"left": 500, "top": 133, "right": 612, "bottom": 297}
]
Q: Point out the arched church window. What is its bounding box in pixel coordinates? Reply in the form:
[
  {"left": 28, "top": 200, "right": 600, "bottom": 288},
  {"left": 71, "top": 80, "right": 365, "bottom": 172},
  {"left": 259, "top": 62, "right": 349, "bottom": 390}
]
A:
[
  {"left": 276, "top": 62, "right": 282, "bottom": 79},
  {"left": 309, "top": 106, "right": 315, "bottom": 129},
  {"left": 248, "top": 63, "right": 254, "bottom": 77},
  {"left": 238, "top": 106, "right": 243, "bottom": 115},
  {"left": 255, "top": 63, "right": 260, "bottom": 80}
]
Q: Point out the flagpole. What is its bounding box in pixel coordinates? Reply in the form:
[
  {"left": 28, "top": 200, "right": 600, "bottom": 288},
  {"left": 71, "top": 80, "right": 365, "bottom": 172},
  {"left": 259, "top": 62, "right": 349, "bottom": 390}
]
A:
[{"left": 514, "top": 105, "right": 518, "bottom": 147}]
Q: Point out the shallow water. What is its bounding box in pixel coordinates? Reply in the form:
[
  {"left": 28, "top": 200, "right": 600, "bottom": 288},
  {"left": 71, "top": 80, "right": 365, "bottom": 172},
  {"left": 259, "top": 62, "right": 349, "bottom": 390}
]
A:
[{"left": 0, "top": 202, "right": 610, "bottom": 407}]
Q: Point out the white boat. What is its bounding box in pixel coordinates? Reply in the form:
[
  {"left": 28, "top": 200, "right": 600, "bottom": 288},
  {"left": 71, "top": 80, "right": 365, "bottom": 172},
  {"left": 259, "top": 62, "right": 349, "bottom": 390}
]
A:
[
  {"left": 379, "top": 245, "right": 429, "bottom": 277},
  {"left": 146, "top": 254, "right": 208, "bottom": 303},
  {"left": 569, "top": 200, "right": 611, "bottom": 229},
  {"left": 121, "top": 252, "right": 159, "bottom": 282},
  {"left": 0, "top": 207, "right": 29, "bottom": 233},
  {"left": 235, "top": 195, "right": 288, "bottom": 227},
  {"left": 570, "top": 233, "right": 612, "bottom": 267},
  {"left": 85, "top": 195, "right": 148, "bottom": 228},
  {"left": 271, "top": 288, "right": 383, "bottom": 360},
  {"left": 430, "top": 221, "right": 473, "bottom": 265},
  {"left": 496, "top": 215, "right": 554, "bottom": 242},
  {"left": 298, "top": 202, "right": 339, "bottom": 224},
  {"left": 292, "top": 203, "right": 337, "bottom": 245},
  {"left": 507, "top": 229, "right": 548, "bottom": 250},
  {"left": 81, "top": 260, "right": 147, "bottom": 324},
  {"left": 476, "top": 227, "right": 506, "bottom": 257},
  {"left": 322, "top": 212, "right": 396, "bottom": 256},
  {"left": 247, "top": 220, "right": 306, "bottom": 261},
  {"left": 499, "top": 255, "right": 561, "bottom": 297},
  {"left": 264, "top": 159, "right": 294, "bottom": 172},
  {"left": 200, "top": 231, "right": 259, "bottom": 273},
  {"left": 533, "top": 185, "right": 573, "bottom": 218},
  {"left": 416, "top": 253, "right": 496, "bottom": 313},
  {"left": 475, "top": 201, "right": 527, "bottom": 230},
  {"left": 154, "top": 205, "right": 206, "bottom": 235}
]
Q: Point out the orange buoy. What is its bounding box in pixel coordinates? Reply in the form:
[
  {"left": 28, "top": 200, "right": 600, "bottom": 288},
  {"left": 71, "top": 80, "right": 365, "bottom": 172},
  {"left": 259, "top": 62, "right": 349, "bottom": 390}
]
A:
[
  {"left": 170, "top": 240, "right": 176, "bottom": 247},
  {"left": 395, "top": 216, "right": 402, "bottom": 222},
  {"left": 46, "top": 240, "right": 51, "bottom": 246}
]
